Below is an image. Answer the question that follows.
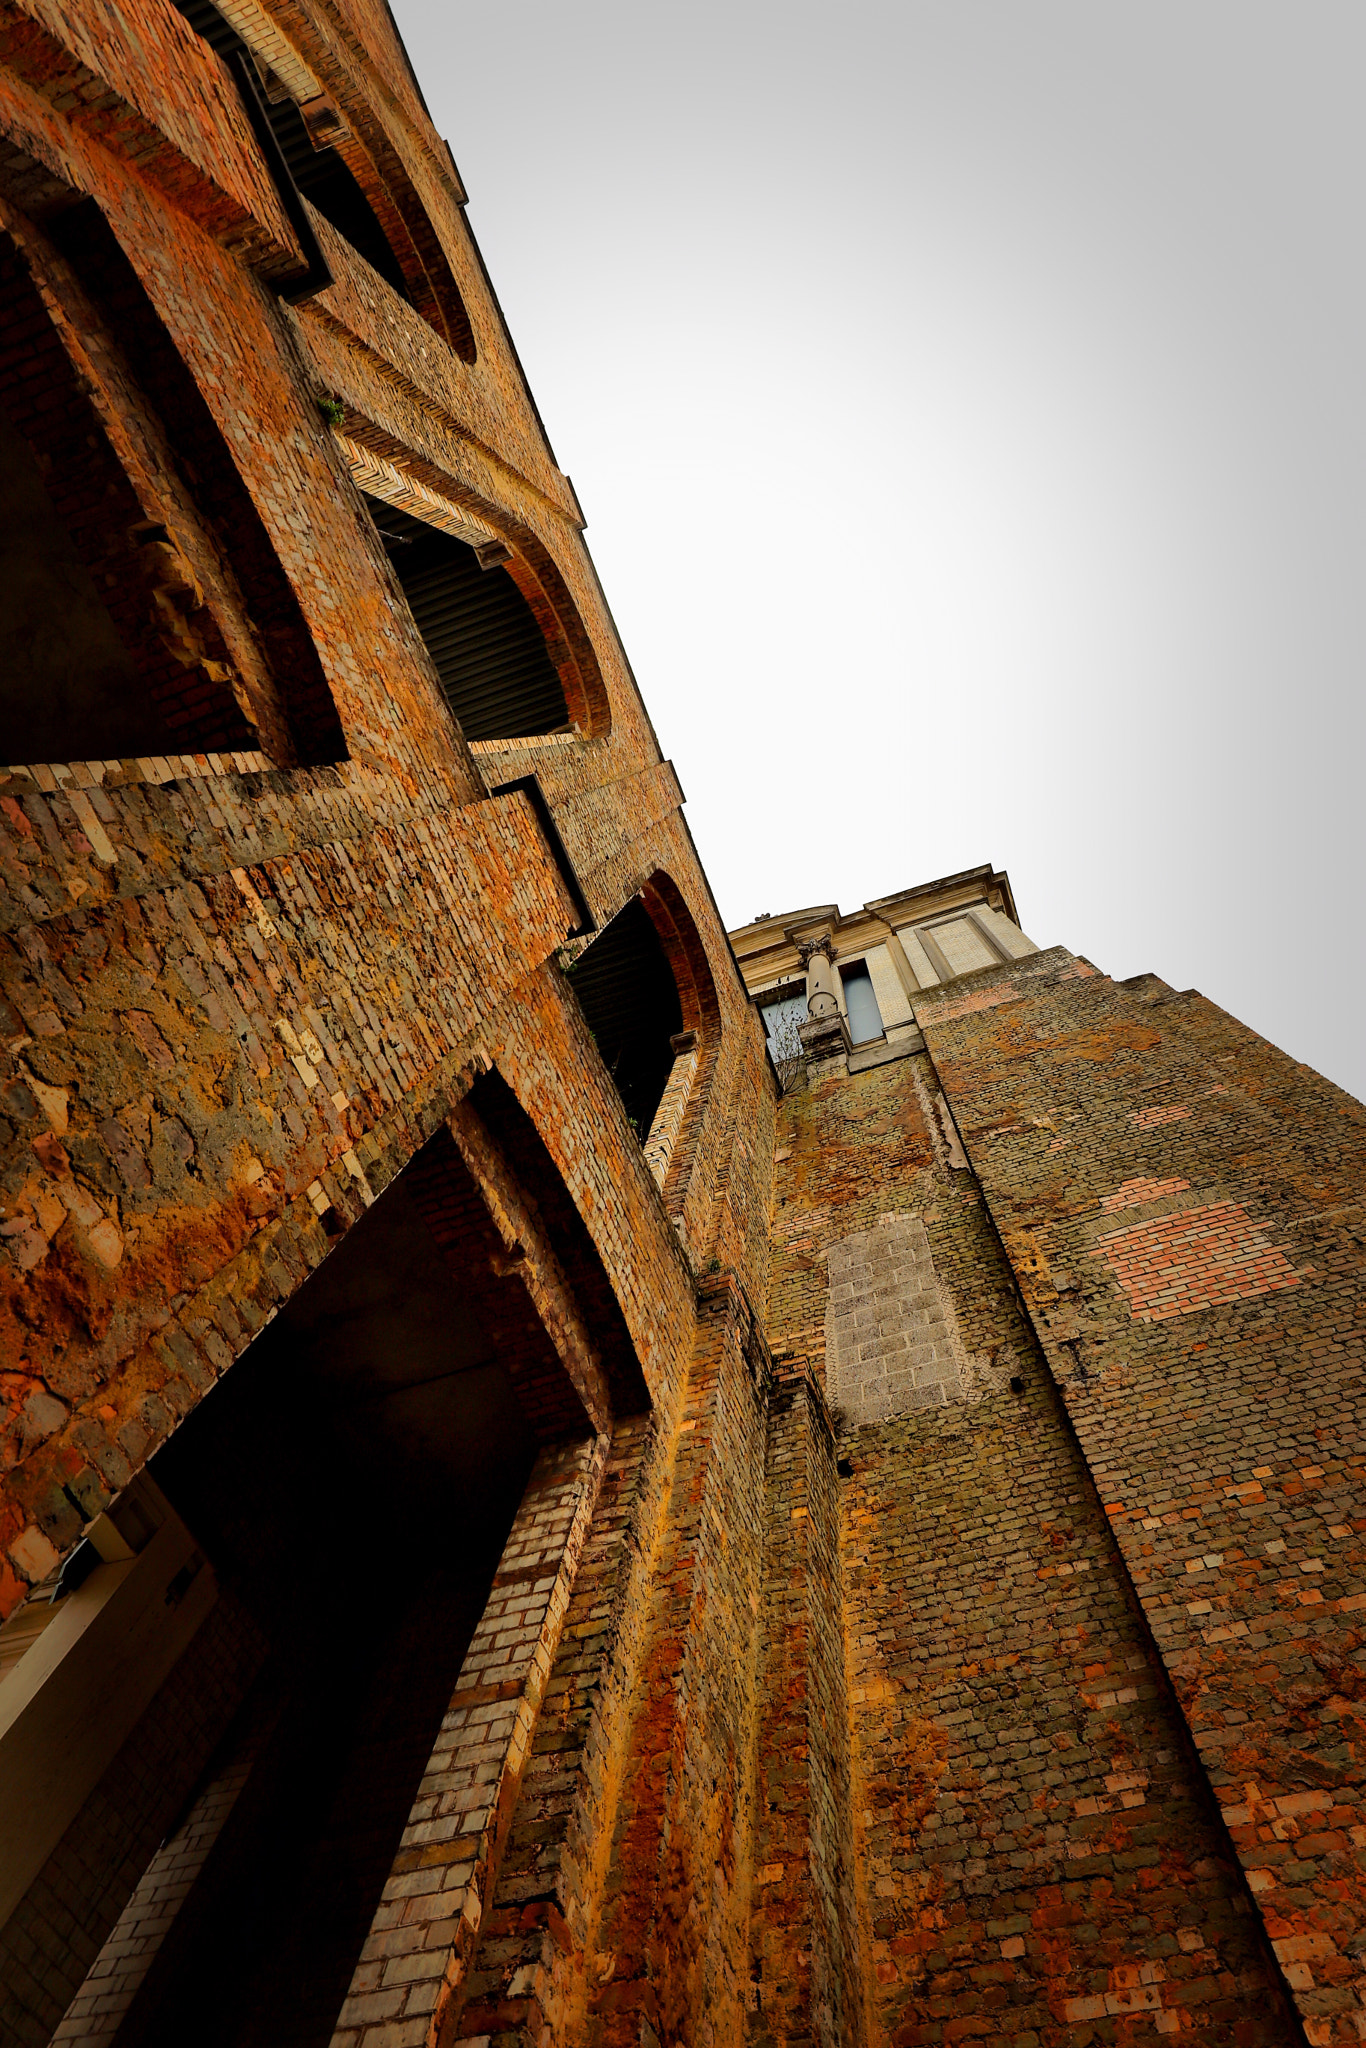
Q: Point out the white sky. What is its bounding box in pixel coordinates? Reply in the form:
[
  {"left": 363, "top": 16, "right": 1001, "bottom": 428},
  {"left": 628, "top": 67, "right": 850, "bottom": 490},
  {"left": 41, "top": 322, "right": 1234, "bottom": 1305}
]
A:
[{"left": 394, "top": 0, "right": 1365, "bottom": 1100}]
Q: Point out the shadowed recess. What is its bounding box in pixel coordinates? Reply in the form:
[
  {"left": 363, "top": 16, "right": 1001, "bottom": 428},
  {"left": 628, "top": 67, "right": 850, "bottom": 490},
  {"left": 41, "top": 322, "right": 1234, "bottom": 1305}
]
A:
[
  {"left": 375, "top": 503, "right": 570, "bottom": 741},
  {"left": 568, "top": 897, "right": 684, "bottom": 1142}
]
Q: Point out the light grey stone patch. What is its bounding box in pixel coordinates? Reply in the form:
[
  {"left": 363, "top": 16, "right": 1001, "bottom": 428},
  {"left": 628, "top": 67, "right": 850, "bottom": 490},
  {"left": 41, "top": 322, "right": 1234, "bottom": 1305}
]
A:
[{"left": 824, "top": 1213, "right": 1007, "bottom": 1425}]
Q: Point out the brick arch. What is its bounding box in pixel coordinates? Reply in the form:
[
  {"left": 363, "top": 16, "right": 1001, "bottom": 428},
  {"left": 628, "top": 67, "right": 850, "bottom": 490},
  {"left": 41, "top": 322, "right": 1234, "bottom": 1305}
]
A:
[
  {"left": 0, "top": 201, "right": 345, "bottom": 769},
  {"left": 640, "top": 871, "right": 721, "bottom": 1044},
  {"left": 461, "top": 1069, "right": 650, "bottom": 1418},
  {"left": 639, "top": 870, "right": 722, "bottom": 1206},
  {"left": 333, "top": 129, "right": 476, "bottom": 362},
  {"left": 501, "top": 543, "right": 611, "bottom": 739},
  {"left": 336, "top": 422, "right": 612, "bottom": 739}
]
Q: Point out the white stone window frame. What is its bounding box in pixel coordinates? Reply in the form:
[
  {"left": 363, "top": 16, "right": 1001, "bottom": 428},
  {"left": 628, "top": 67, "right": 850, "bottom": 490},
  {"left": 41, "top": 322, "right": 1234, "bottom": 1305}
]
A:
[
  {"left": 832, "top": 954, "right": 886, "bottom": 1045},
  {"left": 895, "top": 900, "right": 1021, "bottom": 988},
  {"left": 754, "top": 977, "right": 808, "bottom": 1061}
]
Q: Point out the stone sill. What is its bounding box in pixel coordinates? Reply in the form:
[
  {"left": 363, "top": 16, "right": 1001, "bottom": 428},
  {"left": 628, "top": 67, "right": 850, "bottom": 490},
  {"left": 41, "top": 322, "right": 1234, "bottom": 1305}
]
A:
[{"left": 848, "top": 1032, "right": 924, "bottom": 1075}]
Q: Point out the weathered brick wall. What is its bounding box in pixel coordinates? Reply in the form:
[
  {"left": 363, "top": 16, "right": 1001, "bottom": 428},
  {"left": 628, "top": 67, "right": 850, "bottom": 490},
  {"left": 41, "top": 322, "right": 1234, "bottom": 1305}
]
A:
[
  {"left": 0, "top": 8, "right": 786, "bottom": 2041},
  {"left": 0, "top": 153, "right": 765, "bottom": 1621},
  {"left": 446, "top": 1413, "right": 661, "bottom": 2044},
  {"left": 921, "top": 947, "right": 1366, "bottom": 2045},
  {"left": 748, "top": 1361, "right": 864, "bottom": 2047},
  {"left": 13, "top": 2, "right": 1355, "bottom": 2041},
  {"left": 765, "top": 1046, "right": 1302, "bottom": 2044},
  {"left": 579, "top": 1273, "right": 771, "bottom": 2048},
  {"left": 432, "top": 1280, "right": 779, "bottom": 2048}
]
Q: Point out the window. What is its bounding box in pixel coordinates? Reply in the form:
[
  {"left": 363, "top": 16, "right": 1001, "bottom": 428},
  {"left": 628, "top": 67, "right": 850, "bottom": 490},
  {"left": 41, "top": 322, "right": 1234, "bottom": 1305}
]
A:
[
  {"left": 174, "top": 0, "right": 477, "bottom": 357},
  {"left": 0, "top": 203, "right": 344, "bottom": 770},
  {"left": 839, "top": 959, "right": 884, "bottom": 1044},
  {"left": 0, "top": 211, "right": 347, "bottom": 768},
  {"left": 567, "top": 899, "right": 683, "bottom": 1140},
  {"left": 261, "top": 91, "right": 410, "bottom": 300},
  {"left": 760, "top": 993, "right": 806, "bottom": 1065},
  {"left": 375, "top": 504, "right": 570, "bottom": 742},
  {"left": 175, "top": 0, "right": 405, "bottom": 295}
]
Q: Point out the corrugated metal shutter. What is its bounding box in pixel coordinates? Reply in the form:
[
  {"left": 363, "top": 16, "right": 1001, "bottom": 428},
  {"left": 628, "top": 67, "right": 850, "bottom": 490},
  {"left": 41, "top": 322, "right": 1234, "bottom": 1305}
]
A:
[
  {"left": 569, "top": 900, "right": 682, "bottom": 1138},
  {"left": 376, "top": 503, "right": 569, "bottom": 742}
]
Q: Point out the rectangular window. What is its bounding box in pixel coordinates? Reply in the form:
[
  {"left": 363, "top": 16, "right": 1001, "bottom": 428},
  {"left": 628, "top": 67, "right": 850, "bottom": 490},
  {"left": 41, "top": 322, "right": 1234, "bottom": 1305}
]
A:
[
  {"left": 839, "top": 959, "right": 884, "bottom": 1044},
  {"left": 760, "top": 993, "right": 806, "bottom": 1064}
]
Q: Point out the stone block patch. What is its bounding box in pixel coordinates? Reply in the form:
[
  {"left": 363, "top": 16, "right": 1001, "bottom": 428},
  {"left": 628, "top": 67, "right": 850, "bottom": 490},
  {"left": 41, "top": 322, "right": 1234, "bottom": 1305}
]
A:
[{"left": 824, "top": 1212, "right": 1001, "bottom": 1422}]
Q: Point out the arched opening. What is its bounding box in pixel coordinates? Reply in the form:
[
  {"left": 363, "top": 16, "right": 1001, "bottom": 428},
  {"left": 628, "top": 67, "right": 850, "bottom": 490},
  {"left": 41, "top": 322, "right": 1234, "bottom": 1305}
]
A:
[
  {"left": 568, "top": 896, "right": 685, "bottom": 1143},
  {"left": 8, "top": 1104, "right": 639, "bottom": 2048},
  {"left": 640, "top": 870, "right": 722, "bottom": 1048},
  {"left": 331, "top": 128, "right": 477, "bottom": 362},
  {"left": 0, "top": 203, "right": 343, "bottom": 769},
  {"left": 467, "top": 1069, "right": 649, "bottom": 1416},
  {"left": 174, "top": 0, "right": 476, "bottom": 359},
  {"left": 374, "top": 502, "right": 571, "bottom": 743},
  {"left": 261, "top": 91, "right": 410, "bottom": 301}
]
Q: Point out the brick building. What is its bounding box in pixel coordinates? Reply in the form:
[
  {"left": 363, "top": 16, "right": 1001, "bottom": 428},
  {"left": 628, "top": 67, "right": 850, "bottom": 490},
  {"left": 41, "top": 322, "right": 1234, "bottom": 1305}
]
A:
[{"left": 0, "top": 2, "right": 1360, "bottom": 2045}]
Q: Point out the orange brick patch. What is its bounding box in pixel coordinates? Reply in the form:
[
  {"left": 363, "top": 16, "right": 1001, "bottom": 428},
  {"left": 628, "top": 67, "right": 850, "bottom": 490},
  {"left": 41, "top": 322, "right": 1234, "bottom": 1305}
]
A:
[
  {"left": 920, "top": 981, "right": 1015, "bottom": 1022},
  {"left": 1130, "top": 1103, "right": 1191, "bottom": 1129},
  {"left": 1095, "top": 1202, "right": 1300, "bottom": 1322},
  {"left": 1100, "top": 1176, "right": 1191, "bottom": 1213}
]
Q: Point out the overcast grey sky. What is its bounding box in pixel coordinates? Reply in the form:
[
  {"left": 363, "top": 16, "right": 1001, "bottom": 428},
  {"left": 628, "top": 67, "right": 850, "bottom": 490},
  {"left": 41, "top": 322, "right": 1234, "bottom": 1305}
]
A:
[{"left": 394, "top": 0, "right": 1365, "bottom": 1100}]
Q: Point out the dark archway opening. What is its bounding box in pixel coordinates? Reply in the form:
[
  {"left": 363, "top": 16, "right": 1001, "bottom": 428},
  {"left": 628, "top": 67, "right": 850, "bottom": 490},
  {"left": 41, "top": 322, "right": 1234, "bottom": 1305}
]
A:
[
  {"left": 375, "top": 503, "right": 570, "bottom": 742},
  {"left": 568, "top": 898, "right": 684, "bottom": 1142},
  {"left": 52, "top": 200, "right": 344, "bottom": 766},
  {"left": 262, "top": 94, "right": 410, "bottom": 302},
  {"left": 110, "top": 1150, "right": 543, "bottom": 2048},
  {"left": 468, "top": 1070, "right": 650, "bottom": 1416},
  {"left": 0, "top": 228, "right": 251, "bottom": 765},
  {"left": 0, "top": 203, "right": 345, "bottom": 769}
]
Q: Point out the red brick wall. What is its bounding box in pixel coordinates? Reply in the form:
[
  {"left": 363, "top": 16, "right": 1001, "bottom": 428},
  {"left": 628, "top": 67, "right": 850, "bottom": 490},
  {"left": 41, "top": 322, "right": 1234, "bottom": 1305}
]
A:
[
  {"left": 749, "top": 1361, "right": 864, "bottom": 2046},
  {"left": 586, "top": 1272, "right": 772, "bottom": 2048},
  {"left": 765, "top": 1045, "right": 1301, "bottom": 2044},
  {"left": 920, "top": 947, "right": 1366, "bottom": 2045}
]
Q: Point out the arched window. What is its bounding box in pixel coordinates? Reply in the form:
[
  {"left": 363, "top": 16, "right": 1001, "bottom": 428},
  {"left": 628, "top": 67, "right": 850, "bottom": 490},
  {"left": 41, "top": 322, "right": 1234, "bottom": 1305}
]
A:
[
  {"left": 569, "top": 899, "right": 683, "bottom": 1141},
  {"left": 567, "top": 878, "right": 721, "bottom": 1206},
  {"left": 174, "top": 0, "right": 476, "bottom": 358},
  {"left": 261, "top": 91, "right": 410, "bottom": 302},
  {"left": 375, "top": 503, "right": 570, "bottom": 743},
  {"left": 0, "top": 208, "right": 342, "bottom": 768}
]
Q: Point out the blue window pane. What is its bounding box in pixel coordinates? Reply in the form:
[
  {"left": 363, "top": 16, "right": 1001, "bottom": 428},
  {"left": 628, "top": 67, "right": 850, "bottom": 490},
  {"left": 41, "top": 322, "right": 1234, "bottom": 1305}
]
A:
[{"left": 841, "top": 961, "right": 883, "bottom": 1044}]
